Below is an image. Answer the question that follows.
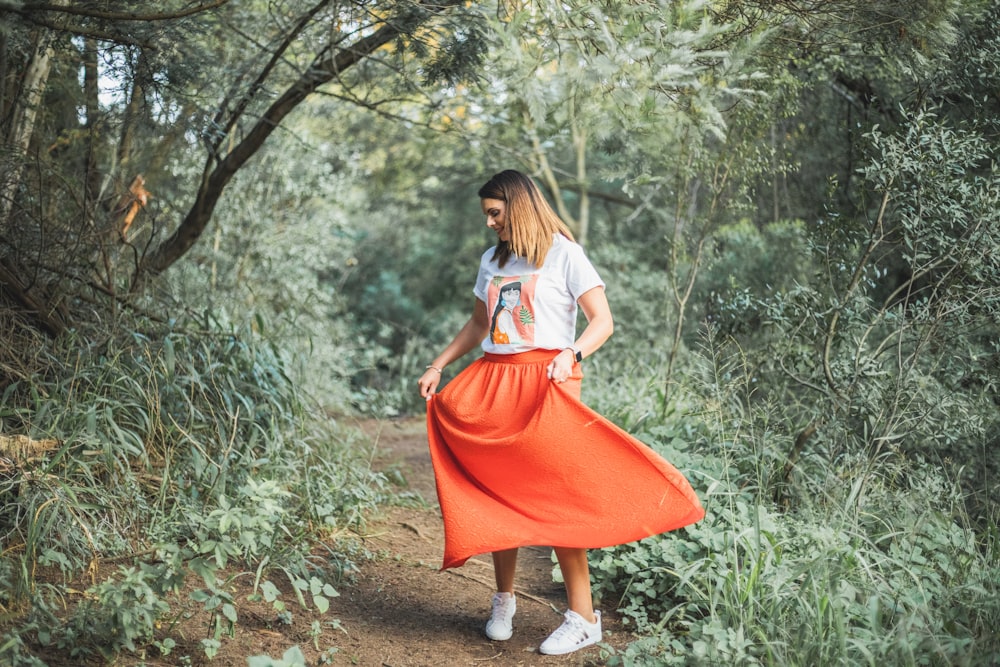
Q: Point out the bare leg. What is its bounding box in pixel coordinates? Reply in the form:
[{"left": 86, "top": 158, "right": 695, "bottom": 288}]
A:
[
  {"left": 553, "top": 547, "right": 596, "bottom": 623},
  {"left": 492, "top": 548, "right": 518, "bottom": 593}
]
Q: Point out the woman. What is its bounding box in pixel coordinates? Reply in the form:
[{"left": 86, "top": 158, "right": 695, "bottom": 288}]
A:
[{"left": 417, "top": 170, "right": 703, "bottom": 656}]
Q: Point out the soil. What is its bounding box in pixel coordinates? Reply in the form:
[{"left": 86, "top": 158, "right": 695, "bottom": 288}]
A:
[
  {"left": 29, "top": 417, "right": 631, "bottom": 667},
  {"left": 299, "top": 417, "right": 632, "bottom": 667}
]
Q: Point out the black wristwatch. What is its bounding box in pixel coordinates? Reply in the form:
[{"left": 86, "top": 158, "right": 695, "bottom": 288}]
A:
[{"left": 569, "top": 346, "right": 583, "bottom": 363}]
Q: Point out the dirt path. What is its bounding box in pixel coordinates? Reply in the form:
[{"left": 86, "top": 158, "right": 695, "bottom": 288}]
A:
[
  {"left": 313, "top": 417, "right": 630, "bottom": 666},
  {"left": 111, "top": 417, "right": 628, "bottom": 667}
]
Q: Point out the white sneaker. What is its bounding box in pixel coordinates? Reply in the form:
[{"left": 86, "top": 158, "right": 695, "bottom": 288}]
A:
[
  {"left": 538, "top": 609, "right": 602, "bottom": 655},
  {"left": 485, "top": 592, "right": 516, "bottom": 641}
]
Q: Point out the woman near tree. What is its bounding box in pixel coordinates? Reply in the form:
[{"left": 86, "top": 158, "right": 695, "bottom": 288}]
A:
[{"left": 417, "top": 169, "right": 704, "bottom": 656}]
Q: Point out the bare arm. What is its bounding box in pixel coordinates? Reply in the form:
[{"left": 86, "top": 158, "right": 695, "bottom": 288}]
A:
[
  {"left": 418, "top": 298, "right": 490, "bottom": 398},
  {"left": 547, "top": 286, "right": 614, "bottom": 382}
]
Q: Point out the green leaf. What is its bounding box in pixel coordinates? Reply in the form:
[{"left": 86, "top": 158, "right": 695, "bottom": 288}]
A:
[{"left": 283, "top": 645, "right": 307, "bottom": 663}]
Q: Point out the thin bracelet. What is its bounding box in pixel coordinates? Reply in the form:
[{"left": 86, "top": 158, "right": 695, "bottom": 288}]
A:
[{"left": 425, "top": 365, "right": 443, "bottom": 374}]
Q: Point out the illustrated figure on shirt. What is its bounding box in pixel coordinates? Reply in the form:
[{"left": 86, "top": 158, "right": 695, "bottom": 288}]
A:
[{"left": 490, "top": 281, "right": 522, "bottom": 345}]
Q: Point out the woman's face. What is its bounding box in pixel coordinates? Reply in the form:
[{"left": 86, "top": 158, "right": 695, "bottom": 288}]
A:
[
  {"left": 501, "top": 286, "right": 520, "bottom": 305},
  {"left": 482, "top": 198, "right": 510, "bottom": 243}
]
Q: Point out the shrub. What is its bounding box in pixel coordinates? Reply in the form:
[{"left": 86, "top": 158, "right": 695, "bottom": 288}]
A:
[
  {"left": 589, "top": 340, "right": 999, "bottom": 666},
  {"left": 0, "top": 315, "right": 386, "bottom": 663}
]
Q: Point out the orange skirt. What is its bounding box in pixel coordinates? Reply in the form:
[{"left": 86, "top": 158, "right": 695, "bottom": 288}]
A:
[{"left": 426, "top": 349, "right": 704, "bottom": 570}]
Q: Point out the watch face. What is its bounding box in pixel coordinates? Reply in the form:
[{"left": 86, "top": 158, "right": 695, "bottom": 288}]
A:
[{"left": 575, "top": 350, "right": 583, "bottom": 362}]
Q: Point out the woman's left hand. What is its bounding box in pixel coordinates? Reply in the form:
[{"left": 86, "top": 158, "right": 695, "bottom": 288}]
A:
[{"left": 547, "top": 349, "right": 576, "bottom": 383}]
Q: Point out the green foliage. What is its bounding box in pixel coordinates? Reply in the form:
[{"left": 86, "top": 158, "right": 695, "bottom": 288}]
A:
[
  {"left": 589, "top": 344, "right": 999, "bottom": 665},
  {"left": 3, "top": 1, "right": 998, "bottom": 666},
  {"left": 0, "top": 314, "right": 385, "bottom": 663},
  {"left": 60, "top": 566, "right": 171, "bottom": 659},
  {"left": 580, "top": 66, "right": 999, "bottom": 663},
  {"left": 699, "top": 220, "right": 813, "bottom": 335},
  {"left": 592, "top": 96, "right": 999, "bottom": 663},
  {"left": 748, "top": 108, "right": 998, "bottom": 500},
  {"left": 162, "top": 127, "right": 367, "bottom": 405},
  {"left": 247, "top": 645, "right": 308, "bottom": 667},
  {"left": 0, "top": 0, "right": 486, "bottom": 350}
]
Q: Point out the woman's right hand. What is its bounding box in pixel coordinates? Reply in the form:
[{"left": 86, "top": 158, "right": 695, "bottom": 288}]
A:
[{"left": 418, "top": 367, "right": 443, "bottom": 400}]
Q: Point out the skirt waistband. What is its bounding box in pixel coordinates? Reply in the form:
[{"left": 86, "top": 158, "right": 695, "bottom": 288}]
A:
[{"left": 483, "top": 349, "right": 561, "bottom": 365}]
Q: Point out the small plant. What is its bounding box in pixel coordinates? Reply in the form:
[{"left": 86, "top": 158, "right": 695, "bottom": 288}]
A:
[
  {"left": 301, "top": 575, "right": 340, "bottom": 615},
  {"left": 309, "top": 620, "right": 323, "bottom": 649},
  {"left": 318, "top": 646, "right": 340, "bottom": 665},
  {"left": 0, "top": 632, "right": 48, "bottom": 667},
  {"left": 247, "top": 645, "right": 308, "bottom": 667},
  {"left": 152, "top": 637, "right": 176, "bottom": 657},
  {"left": 249, "top": 578, "right": 288, "bottom": 622},
  {"left": 201, "top": 638, "right": 222, "bottom": 660},
  {"left": 62, "top": 565, "right": 171, "bottom": 659},
  {"left": 190, "top": 584, "right": 238, "bottom": 648}
]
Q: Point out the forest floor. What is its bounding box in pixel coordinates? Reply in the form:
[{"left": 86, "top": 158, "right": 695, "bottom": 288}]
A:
[
  {"left": 103, "top": 417, "right": 631, "bottom": 667},
  {"left": 296, "top": 416, "right": 633, "bottom": 667}
]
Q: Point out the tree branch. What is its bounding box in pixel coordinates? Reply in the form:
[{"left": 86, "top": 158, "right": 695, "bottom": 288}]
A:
[
  {"left": 0, "top": 257, "right": 67, "bottom": 337},
  {"left": 140, "top": 0, "right": 464, "bottom": 277},
  {"left": 0, "top": 0, "right": 230, "bottom": 22},
  {"left": 3, "top": 13, "right": 157, "bottom": 48},
  {"left": 822, "top": 188, "right": 891, "bottom": 397},
  {"left": 210, "top": 0, "right": 332, "bottom": 155},
  {"left": 0, "top": 0, "right": 230, "bottom": 47}
]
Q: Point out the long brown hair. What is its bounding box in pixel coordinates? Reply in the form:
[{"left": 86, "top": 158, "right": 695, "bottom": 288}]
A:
[{"left": 478, "top": 170, "right": 575, "bottom": 268}]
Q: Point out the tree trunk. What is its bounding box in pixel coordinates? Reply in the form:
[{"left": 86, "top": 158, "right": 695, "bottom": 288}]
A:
[
  {"left": 0, "top": 26, "right": 57, "bottom": 226},
  {"left": 83, "top": 37, "right": 102, "bottom": 216},
  {"left": 0, "top": 17, "right": 70, "bottom": 336},
  {"left": 0, "top": 30, "right": 8, "bottom": 125},
  {"left": 573, "top": 120, "right": 589, "bottom": 247},
  {"left": 117, "top": 49, "right": 146, "bottom": 174}
]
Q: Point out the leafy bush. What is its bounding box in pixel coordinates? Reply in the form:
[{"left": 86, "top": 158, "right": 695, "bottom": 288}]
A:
[
  {"left": 589, "top": 334, "right": 999, "bottom": 666},
  {"left": 586, "top": 107, "right": 1000, "bottom": 662},
  {"left": 0, "top": 315, "right": 386, "bottom": 663},
  {"left": 58, "top": 566, "right": 171, "bottom": 659}
]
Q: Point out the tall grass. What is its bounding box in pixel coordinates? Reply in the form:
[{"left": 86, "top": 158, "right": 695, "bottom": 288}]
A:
[
  {"left": 589, "top": 331, "right": 1000, "bottom": 666},
  {"left": 0, "top": 317, "right": 386, "bottom": 664}
]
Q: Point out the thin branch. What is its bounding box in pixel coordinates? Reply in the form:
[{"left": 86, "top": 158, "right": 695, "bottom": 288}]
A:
[
  {"left": 778, "top": 356, "right": 830, "bottom": 397},
  {"left": 211, "top": 0, "right": 332, "bottom": 154},
  {"left": 560, "top": 183, "right": 637, "bottom": 208},
  {"left": 1, "top": 0, "right": 230, "bottom": 21},
  {"left": 525, "top": 109, "right": 579, "bottom": 234},
  {"left": 141, "top": 0, "right": 464, "bottom": 276},
  {"left": 0, "top": 257, "right": 66, "bottom": 337},
  {"left": 822, "top": 188, "right": 891, "bottom": 397},
  {"left": 4, "top": 13, "right": 157, "bottom": 48}
]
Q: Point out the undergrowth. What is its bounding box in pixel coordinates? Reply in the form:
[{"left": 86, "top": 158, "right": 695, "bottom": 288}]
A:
[
  {"left": 0, "top": 315, "right": 386, "bottom": 665},
  {"left": 587, "top": 334, "right": 1000, "bottom": 666}
]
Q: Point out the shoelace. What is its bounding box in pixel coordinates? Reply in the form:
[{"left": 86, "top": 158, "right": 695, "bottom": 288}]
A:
[
  {"left": 549, "top": 614, "right": 590, "bottom": 644},
  {"left": 491, "top": 595, "right": 513, "bottom": 619}
]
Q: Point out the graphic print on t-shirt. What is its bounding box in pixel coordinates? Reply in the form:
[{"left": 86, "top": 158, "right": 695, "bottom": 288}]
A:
[{"left": 487, "top": 274, "right": 536, "bottom": 345}]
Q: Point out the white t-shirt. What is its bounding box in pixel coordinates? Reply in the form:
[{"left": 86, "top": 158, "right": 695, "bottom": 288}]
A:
[{"left": 473, "top": 234, "right": 605, "bottom": 354}]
